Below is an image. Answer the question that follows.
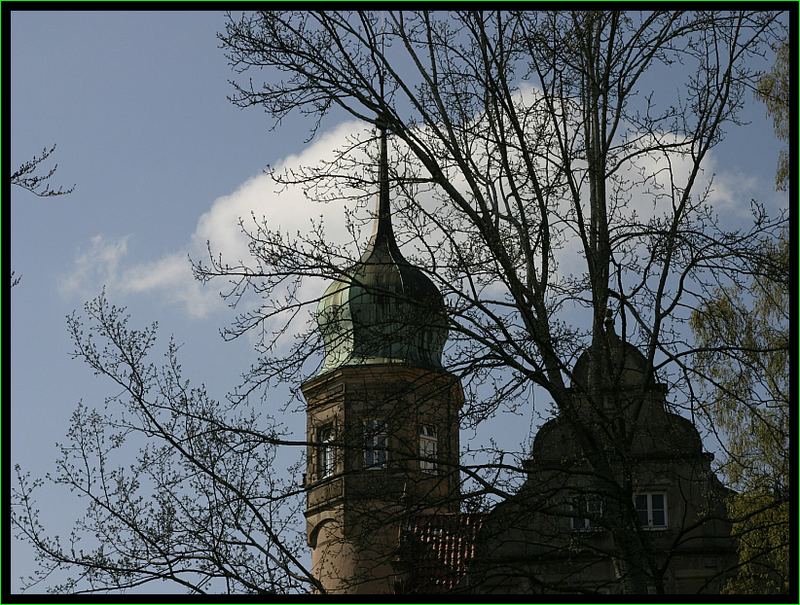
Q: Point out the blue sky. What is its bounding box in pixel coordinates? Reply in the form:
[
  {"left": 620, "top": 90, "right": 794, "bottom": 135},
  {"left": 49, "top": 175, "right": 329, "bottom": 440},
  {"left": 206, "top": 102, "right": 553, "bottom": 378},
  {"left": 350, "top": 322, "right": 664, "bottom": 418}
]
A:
[{"left": 9, "top": 10, "right": 788, "bottom": 593}]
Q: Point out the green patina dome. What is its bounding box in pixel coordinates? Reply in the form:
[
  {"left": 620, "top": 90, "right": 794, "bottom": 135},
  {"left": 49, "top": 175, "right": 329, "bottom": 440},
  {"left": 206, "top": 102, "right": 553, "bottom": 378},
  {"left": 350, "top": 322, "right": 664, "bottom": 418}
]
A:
[{"left": 316, "top": 126, "right": 448, "bottom": 373}]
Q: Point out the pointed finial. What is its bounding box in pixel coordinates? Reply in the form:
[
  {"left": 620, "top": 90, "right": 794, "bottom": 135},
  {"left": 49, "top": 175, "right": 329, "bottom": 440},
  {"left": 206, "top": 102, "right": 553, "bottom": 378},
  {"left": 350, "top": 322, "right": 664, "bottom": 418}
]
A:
[
  {"left": 604, "top": 308, "right": 614, "bottom": 332},
  {"left": 378, "top": 47, "right": 386, "bottom": 102},
  {"left": 369, "top": 114, "right": 396, "bottom": 248},
  {"left": 362, "top": 12, "right": 400, "bottom": 259},
  {"left": 379, "top": 10, "right": 387, "bottom": 101}
]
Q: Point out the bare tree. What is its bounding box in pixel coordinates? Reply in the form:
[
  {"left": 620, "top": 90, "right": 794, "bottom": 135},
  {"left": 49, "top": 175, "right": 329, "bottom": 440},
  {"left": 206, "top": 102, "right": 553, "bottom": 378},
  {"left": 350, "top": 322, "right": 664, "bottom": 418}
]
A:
[
  {"left": 206, "top": 9, "right": 787, "bottom": 593},
  {"left": 11, "top": 144, "right": 74, "bottom": 198},
  {"left": 10, "top": 144, "right": 74, "bottom": 286},
  {"left": 12, "top": 10, "right": 789, "bottom": 595},
  {"left": 13, "top": 293, "right": 320, "bottom": 594}
]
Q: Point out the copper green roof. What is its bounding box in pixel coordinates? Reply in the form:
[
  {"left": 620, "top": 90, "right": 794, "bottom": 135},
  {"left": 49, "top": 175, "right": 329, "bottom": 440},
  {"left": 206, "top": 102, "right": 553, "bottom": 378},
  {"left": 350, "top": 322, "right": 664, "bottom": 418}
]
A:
[{"left": 316, "top": 124, "right": 448, "bottom": 373}]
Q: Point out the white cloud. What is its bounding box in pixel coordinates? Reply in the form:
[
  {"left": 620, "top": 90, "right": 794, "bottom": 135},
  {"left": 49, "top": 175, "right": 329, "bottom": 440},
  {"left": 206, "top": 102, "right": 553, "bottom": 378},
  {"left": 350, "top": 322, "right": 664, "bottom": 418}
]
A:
[
  {"left": 705, "top": 162, "right": 761, "bottom": 214},
  {"left": 59, "top": 238, "right": 218, "bottom": 319},
  {"left": 59, "top": 234, "right": 130, "bottom": 300},
  {"left": 60, "top": 111, "right": 773, "bottom": 326},
  {"left": 193, "top": 119, "right": 373, "bottom": 267},
  {"left": 121, "top": 253, "right": 218, "bottom": 319},
  {"left": 59, "top": 120, "right": 371, "bottom": 320}
]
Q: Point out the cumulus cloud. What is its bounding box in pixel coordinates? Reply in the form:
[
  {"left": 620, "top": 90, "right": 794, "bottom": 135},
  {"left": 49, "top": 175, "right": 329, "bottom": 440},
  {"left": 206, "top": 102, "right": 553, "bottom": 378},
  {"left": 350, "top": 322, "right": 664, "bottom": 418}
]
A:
[
  {"left": 122, "top": 253, "right": 218, "bottom": 319},
  {"left": 58, "top": 238, "right": 216, "bottom": 319},
  {"left": 705, "top": 161, "right": 765, "bottom": 217},
  {"left": 59, "top": 120, "right": 371, "bottom": 319},
  {"left": 60, "top": 109, "right": 770, "bottom": 324},
  {"left": 192, "top": 122, "right": 364, "bottom": 266},
  {"left": 59, "top": 234, "right": 130, "bottom": 301}
]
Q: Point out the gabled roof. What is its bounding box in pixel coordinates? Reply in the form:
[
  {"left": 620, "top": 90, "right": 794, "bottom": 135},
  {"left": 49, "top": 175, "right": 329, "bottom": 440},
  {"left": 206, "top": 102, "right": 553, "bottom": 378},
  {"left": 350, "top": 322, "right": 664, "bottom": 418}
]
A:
[{"left": 397, "top": 513, "right": 486, "bottom": 593}]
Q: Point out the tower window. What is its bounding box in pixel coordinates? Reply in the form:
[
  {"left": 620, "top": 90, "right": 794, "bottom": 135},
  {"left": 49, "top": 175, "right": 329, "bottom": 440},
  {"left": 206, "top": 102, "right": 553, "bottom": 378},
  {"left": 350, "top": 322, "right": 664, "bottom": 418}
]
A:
[
  {"left": 570, "top": 495, "right": 603, "bottom": 531},
  {"left": 318, "top": 424, "right": 335, "bottom": 479},
  {"left": 634, "top": 492, "right": 668, "bottom": 529},
  {"left": 419, "top": 424, "right": 438, "bottom": 474},
  {"left": 363, "top": 419, "right": 388, "bottom": 469}
]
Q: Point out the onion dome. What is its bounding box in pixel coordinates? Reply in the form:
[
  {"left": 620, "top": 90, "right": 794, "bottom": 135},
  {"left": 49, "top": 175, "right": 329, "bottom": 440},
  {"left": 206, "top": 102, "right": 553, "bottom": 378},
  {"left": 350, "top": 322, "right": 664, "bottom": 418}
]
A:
[
  {"left": 316, "top": 123, "right": 448, "bottom": 373},
  {"left": 571, "top": 310, "right": 650, "bottom": 389}
]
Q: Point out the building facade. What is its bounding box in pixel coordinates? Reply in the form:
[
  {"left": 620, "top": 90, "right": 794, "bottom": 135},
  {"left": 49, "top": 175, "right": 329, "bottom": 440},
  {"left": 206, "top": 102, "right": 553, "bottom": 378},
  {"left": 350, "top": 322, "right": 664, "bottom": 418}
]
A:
[
  {"left": 301, "top": 126, "right": 736, "bottom": 594},
  {"left": 465, "top": 320, "right": 736, "bottom": 593},
  {"left": 301, "top": 122, "right": 463, "bottom": 593}
]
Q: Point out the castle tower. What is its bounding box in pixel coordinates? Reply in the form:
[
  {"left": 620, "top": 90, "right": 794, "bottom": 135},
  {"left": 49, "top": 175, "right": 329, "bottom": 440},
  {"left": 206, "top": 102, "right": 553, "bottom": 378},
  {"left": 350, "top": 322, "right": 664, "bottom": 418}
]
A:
[{"left": 301, "top": 122, "right": 463, "bottom": 594}]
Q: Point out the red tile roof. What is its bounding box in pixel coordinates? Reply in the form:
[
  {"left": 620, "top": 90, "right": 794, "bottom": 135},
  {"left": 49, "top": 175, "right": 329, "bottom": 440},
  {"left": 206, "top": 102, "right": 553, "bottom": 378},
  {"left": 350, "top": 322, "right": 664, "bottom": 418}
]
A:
[{"left": 398, "top": 513, "right": 487, "bottom": 592}]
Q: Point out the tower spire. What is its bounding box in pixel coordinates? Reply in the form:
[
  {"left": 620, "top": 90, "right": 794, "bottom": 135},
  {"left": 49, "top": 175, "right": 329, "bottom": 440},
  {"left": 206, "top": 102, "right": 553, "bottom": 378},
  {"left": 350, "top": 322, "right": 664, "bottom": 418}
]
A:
[
  {"left": 370, "top": 116, "right": 395, "bottom": 247},
  {"left": 366, "top": 11, "right": 398, "bottom": 254}
]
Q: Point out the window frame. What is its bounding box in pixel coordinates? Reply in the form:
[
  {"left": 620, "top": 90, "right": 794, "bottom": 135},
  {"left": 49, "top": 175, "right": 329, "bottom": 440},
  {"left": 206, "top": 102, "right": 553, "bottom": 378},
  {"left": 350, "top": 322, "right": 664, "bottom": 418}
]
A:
[
  {"left": 363, "top": 419, "right": 388, "bottom": 469},
  {"left": 634, "top": 492, "right": 668, "bottom": 530},
  {"left": 570, "top": 494, "right": 604, "bottom": 532},
  {"left": 419, "top": 424, "right": 438, "bottom": 474},
  {"left": 317, "top": 424, "right": 335, "bottom": 479}
]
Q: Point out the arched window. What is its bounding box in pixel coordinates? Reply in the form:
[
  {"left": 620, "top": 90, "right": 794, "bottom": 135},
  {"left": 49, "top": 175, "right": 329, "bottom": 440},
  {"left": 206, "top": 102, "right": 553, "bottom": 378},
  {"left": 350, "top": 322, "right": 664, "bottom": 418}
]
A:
[
  {"left": 318, "top": 424, "right": 335, "bottom": 478},
  {"left": 363, "top": 419, "right": 388, "bottom": 468},
  {"left": 419, "top": 424, "right": 438, "bottom": 474}
]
